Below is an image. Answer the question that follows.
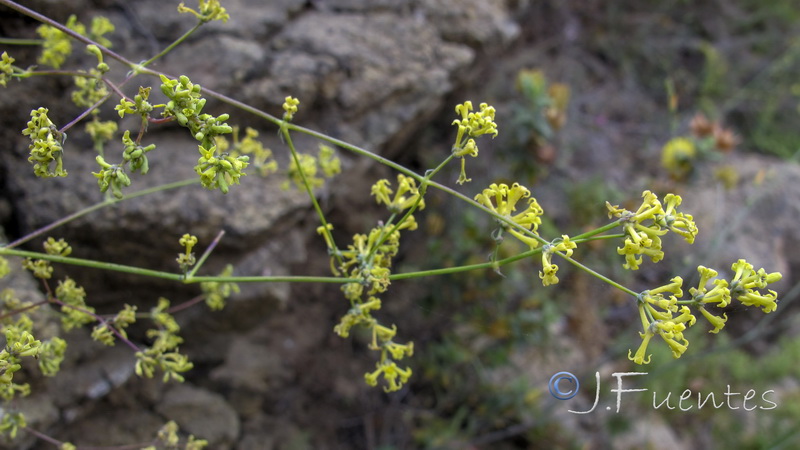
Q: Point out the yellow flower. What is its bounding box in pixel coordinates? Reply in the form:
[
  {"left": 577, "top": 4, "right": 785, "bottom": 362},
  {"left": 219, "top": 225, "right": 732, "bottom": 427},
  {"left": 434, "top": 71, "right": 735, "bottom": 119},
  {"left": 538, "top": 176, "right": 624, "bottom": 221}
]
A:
[
  {"left": 689, "top": 265, "right": 731, "bottom": 307},
  {"left": 729, "top": 259, "right": 781, "bottom": 313},
  {"left": 656, "top": 193, "right": 698, "bottom": 243},
  {"left": 648, "top": 276, "right": 683, "bottom": 298},
  {"left": 371, "top": 174, "right": 425, "bottom": 213},
  {"left": 381, "top": 362, "right": 412, "bottom": 392},
  {"left": 633, "top": 191, "right": 664, "bottom": 222},
  {"left": 616, "top": 237, "right": 663, "bottom": 270},
  {"left": 698, "top": 306, "right": 727, "bottom": 333},
  {"left": 672, "top": 306, "right": 697, "bottom": 327},
  {"left": 451, "top": 101, "right": 498, "bottom": 184},
  {"left": 738, "top": 290, "right": 779, "bottom": 313},
  {"left": 538, "top": 236, "right": 575, "bottom": 286},
  {"left": 628, "top": 330, "right": 654, "bottom": 365},
  {"left": 282, "top": 96, "right": 299, "bottom": 120},
  {"left": 539, "top": 252, "right": 559, "bottom": 286},
  {"left": 475, "top": 182, "right": 544, "bottom": 248}
]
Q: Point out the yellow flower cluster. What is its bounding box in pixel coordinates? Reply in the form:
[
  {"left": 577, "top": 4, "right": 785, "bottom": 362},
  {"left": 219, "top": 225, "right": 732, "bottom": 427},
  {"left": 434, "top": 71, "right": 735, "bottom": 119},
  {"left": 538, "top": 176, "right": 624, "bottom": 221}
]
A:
[
  {"left": 629, "top": 260, "right": 781, "bottom": 365},
  {"left": 364, "top": 324, "right": 414, "bottom": 392},
  {"left": 338, "top": 226, "right": 400, "bottom": 301},
  {"left": 282, "top": 144, "right": 341, "bottom": 191},
  {"left": 629, "top": 277, "right": 690, "bottom": 364},
  {"left": 177, "top": 0, "right": 230, "bottom": 23},
  {"left": 474, "top": 182, "right": 544, "bottom": 249},
  {"left": 607, "top": 191, "right": 698, "bottom": 270},
  {"left": 539, "top": 236, "right": 577, "bottom": 286},
  {"left": 371, "top": 174, "right": 425, "bottom": 214},
  {"left": 451, "top": 101, "right": 498, "bottom": 184},
  {"left": 325, "top": 176, "right": 422, "bottom": 391},
  {"left": 282, "top": 96, "right": 300, "bottom": 121},
  {"left": 215, "top": 127, "right": 279, "bottom": 177},
  {"left": 728, "top": 259, "right": 781, "bottom": 313}
]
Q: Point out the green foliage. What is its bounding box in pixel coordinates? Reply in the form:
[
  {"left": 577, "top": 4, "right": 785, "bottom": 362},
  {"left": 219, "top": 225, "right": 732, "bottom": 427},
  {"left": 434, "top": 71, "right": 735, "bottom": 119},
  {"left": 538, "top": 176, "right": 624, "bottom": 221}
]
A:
[
  {"left": 194, "top": 143, "right": 249, "bottom": 194},
  {"left": 36, "top": 15, "right": 114, "bottom": 68},
  {"left": 200, "top": 265, "right": 239, "bottom": 310},
  {"left": 93, "top": 154, "right": 132, "bottom": 198},
  {"left": 216, "top": 126, "right": 279, "bottom": 177},
  {"left": 23, "top": 107, "right": 66, "bottom": 178},
  {"left": 282, "top": 143, "right": 341, "bottom": 191},
  {"left": 0, "top": 411, "right": 25, "bottom": 440},
  {"left": 91, "top": 304, "right": 136, "bottom": 346},
  {"left": 141, "top": 420, "right": 208, "bottom": 450},
  {"left": 55, "top": 277, "right": 95, "bottom": 330},
  {"left": 177, "top": 0, "right": 229, "bottom": 24},
  {"left": 135, "top": 298, "right": 193, "bottom": 383},
  {"left": 0, "top": 52, "right": 15, "bottom": 87}
]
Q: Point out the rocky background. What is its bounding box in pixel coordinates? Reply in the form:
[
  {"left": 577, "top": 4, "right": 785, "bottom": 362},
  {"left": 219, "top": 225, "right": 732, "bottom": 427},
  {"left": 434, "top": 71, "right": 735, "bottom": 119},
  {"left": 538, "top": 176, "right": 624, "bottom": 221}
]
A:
[{"left": 2, "top": 0, "right": 800, "bottom": 448}]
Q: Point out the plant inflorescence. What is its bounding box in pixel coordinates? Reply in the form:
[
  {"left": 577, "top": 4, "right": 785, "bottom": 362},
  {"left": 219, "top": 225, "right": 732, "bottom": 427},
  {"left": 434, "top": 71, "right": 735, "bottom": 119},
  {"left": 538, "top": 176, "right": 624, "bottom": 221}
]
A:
[{"left": 0, "top": 0, "right": 785, "bottom": 447}]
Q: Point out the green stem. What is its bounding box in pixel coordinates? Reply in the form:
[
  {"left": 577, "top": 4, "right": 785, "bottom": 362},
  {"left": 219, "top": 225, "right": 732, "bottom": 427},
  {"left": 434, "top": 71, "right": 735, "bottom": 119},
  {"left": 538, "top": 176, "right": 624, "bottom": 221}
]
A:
[
  {"left": 559, "top": 253, "right": 638, "bottom": 297},
  {"left": 17, "top": 70, "right": 99, "bottom": 78},
  {"left": 5, "top": 178, "right": 198, "bottom": 249},
  {"left": 0, "top": 248, "right": 183, "bottom": 281},
  {"left": 390, "top": 246, "right": 543, "bottom": 280},
  {"left": 576, "top": 233, "right": 625, "bottom": 242},
  {"left": 0, "top": 37, "right": 42, "bottom": 45},
  {"left": 571, "top": 220, "right": 624, "bottom": 241},
  {"left": 366, "top": 154, "right": 455, "bottom": 262},
  {"left": 139, "top": 23, "right": 203, "bottom": 69},
  {"left": 280, "top": 124, "right": 342, "bottom": 267},
  {"left": 184, "top": 275, "right": 359, "bottom": 284},
  {"left": 0, "top": 247, "right": 361, "bottom": 285}
]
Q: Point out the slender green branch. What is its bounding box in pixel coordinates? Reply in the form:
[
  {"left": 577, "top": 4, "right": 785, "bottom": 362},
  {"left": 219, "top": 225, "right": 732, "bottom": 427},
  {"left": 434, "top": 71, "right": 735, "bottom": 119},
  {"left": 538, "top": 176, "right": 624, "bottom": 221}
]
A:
[
  {"left": 558, "top": 252, "right": 638, "bottom": 296},
  {"left": 390, "top": 246, "right": 543, "bottom": 280},
  {"left": 139, "top": 23, "right": 203, "bottom": 69},
  {"left": 184, "top": 275, "right": 359, "bottom": 284},
  {"left": 0, "top": 248, "right": 183, "bottom": 281},
  {"left": 367, "top": 154, "right": 455, "bottom": 262},
  {"left": 573, "top": 233, "right": 625, "bottom": 242},
  {"left": 16, "top": 70, "right": 100, "bottom": 78},
  {"left": 280, "top": 124, "right": 343, "bottom": 267},
  {"left": 0, "top": 37, "right": 42, "bottom": 45},
  {"left": 0, "top": 248, "right": 363, "bottom": 285},
  {"left": 571, "top": 220, "right": 623, "bottom": 241},
  {"left": 5, "top": 178, "right": 198, "bottom": 249}
]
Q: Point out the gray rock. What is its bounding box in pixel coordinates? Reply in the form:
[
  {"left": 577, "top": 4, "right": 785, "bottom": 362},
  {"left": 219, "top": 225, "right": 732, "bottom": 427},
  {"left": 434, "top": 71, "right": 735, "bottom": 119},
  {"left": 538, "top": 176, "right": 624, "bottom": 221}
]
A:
[
  {"left": 156, "top": 383, "right": 240, "bottom": 448},
  {"left": 210, "top": 336, "right": 289, "bottom": 394}
]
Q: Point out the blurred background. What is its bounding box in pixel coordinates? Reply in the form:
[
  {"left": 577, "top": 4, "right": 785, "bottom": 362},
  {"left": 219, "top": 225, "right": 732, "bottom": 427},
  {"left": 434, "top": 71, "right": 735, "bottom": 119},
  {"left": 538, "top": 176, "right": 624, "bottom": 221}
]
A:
[{"left": 2, "top": 0, "right": 800, "bottom": 448}]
